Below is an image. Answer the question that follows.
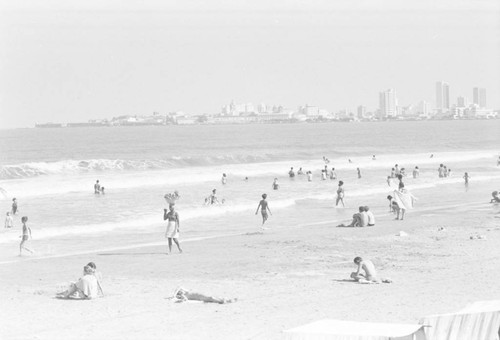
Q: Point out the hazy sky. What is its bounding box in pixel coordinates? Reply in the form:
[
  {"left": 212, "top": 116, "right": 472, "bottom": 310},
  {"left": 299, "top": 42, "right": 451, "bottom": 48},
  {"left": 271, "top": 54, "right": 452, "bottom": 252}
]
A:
[{"left": 1, "top": 0, "right": 499, "bottom": 128}]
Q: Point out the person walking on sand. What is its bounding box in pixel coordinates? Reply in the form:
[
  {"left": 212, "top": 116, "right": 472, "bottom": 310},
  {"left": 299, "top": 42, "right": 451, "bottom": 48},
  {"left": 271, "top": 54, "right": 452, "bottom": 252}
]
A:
[
  {"left": 357, "top": 168, "right": 361, "bottom": 179},
  {"left": 164, "top": 204, "right": 182, "bottom": 254},
  {"left": 463, "top": 172, "right": 470, "bottom": 186},
  {"left": 5, "top": 211, "right": 13, "bottom": 228},
  {"left": 94, "top": 180, "right": 101, "bottom": 194},
  {"left": 19, "top": 216, "right": 34, "bottom": 255},
  {"left": 11, "top": 198, "right": 18, "bottom": 215},
  {"left": 335, "top": 181, "right": 345, "bottom": 207},
  {"left": 255, "top": 193, "right": 272, "bottom": 227}
]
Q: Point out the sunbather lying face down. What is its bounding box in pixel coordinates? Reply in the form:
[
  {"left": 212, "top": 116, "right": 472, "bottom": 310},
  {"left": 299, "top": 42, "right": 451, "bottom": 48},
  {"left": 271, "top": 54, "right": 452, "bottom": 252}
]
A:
[{"left": 173, "top": 287, "right": 236, "bottom": 304}]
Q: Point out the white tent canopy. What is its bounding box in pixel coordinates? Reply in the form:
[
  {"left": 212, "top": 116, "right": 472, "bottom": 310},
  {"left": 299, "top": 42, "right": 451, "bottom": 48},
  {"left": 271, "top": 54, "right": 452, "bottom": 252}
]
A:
[
  {"left": 283, "top": 319, "right": 426, "bottom": 340},
  {"left": 419, "top": 300, "right": 500, "bottom": 340}
]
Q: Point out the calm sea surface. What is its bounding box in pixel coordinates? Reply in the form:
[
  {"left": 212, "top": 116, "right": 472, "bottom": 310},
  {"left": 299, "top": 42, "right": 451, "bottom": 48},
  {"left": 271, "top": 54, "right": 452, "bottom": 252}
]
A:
[{"left": 0, "top": 120, "right": 499, "bottom": 259}]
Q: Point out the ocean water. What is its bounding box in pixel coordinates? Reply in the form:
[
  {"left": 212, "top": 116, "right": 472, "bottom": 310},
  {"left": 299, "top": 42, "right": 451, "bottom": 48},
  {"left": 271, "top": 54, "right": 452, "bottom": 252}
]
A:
[{"left": 0, "top": 120, "right": 499, "bottom": 260}]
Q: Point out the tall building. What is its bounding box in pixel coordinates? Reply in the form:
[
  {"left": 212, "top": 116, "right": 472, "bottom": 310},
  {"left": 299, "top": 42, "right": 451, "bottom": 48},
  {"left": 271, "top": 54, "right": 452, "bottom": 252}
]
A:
[
  {"left": 435, "top": 81, "right": 450, "bottom": 111},
  {"left": 457, "top": 96, "right": 468, "bottom": 108},
  {"left": 473, "top": 87, "right": 486, "bottom": 108},
  {"left": 379, "top": 89, "right": 397, "bottom": 118},
  {"left": 357, "top": 105, "right": 366, "bottom": 119}
]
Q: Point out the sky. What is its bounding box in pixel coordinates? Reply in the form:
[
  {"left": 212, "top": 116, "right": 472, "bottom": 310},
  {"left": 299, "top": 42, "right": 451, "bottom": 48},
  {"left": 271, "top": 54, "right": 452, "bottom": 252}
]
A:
[{"left": 0, "top": 0, "right": 499, "bottom": 128}]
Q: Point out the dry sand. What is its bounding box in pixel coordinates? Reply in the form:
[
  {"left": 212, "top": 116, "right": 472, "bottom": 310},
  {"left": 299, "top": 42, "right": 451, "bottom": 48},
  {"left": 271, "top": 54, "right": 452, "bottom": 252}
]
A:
[{"left": 1, "top": 201, "right": 500, "bottom": 340}]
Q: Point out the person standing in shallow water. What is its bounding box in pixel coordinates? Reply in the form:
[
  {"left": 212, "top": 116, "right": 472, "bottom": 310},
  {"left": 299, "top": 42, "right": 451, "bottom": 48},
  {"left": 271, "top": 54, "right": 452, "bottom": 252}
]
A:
[
  {"left": 164, "top": 204, "right": 182, "bottom": 254},
  {"left": 255, "top": 193, "right": 272, "bottom": 227}
]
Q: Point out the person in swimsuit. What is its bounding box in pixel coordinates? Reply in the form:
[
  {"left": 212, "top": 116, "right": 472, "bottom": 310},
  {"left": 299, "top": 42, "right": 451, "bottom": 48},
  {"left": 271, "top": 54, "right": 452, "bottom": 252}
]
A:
[
  {"left": 357, "top": 168, "right": 361, "bottom": 179},
  {"left": 19, "top": 216, "right": 34, "bottom": 255},
  {"left": 335, "top": 181, "right": 345, "bottom": 207},
  {"left": 94, "top": 180, "right": 101, "bottom": 194},
  {"left": 288, "top": 167, "right": 295, "bottom": 178},
  {"left": 172, "top": 287, "right": 237, "bottom": 304},
  {"left": 221, "top": 173, "right": 227, "bottom": 185},
  {"left": 5, "top": 211, "right": 13, "bottom": 228},
  {"left": 12, "top": 198, "right": 18, "bottom": 215},
  {"left": 272, "top": 178, "right": 279, "bottom": 190},
  {"left": 164, "top": 204, "right": 182, "bottom": 254},
  {"left": 255, "top": 193, "right": 272, "bottom": 227},
  {"left": 351, "top": 257, "right": 381, "bottom": 284},
  {"left": 330, "top": 168, "right": 337, "bottom": 180},
  {"left": 297, "top": 168, "right": 304, "bottom": 175},
  {"left": 412, "top": 166, "right": 419, "bottom": 178},
  {"left": 463, "top": 172, "right": 470, "bottom": 186}
]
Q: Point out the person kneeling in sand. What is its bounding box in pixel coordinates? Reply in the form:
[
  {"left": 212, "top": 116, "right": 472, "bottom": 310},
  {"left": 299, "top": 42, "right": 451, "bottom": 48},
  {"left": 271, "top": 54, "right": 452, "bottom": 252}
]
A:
[
  {"left": 337, "top": 206, "right": 367, "bottom": 227},
  {"left": 172, "top": 287, "right": 236, "bottom": 304},
  {"left": 57, "top": 263, "right": 103, "bottom": 299}
]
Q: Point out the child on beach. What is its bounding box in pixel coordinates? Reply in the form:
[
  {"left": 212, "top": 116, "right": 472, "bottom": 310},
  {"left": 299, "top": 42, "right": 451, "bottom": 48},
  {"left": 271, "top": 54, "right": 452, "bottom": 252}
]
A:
[
  {"left": 12, "top": 198, "right": 18, "bottom": 215},
  {"left": 164, "top": 204, "right": 182, "bottom": 254},
  {"left": 307, "top": 171, "right": 313, "bottom": 182},
  {"left": 255, "top": 194, "right": 272, "bottom": 227},
  {"left": 19, "top": 216, "right": 34, "bottom": 255},
  {"left": 364, "top": 206, "right": 375, "bottom": 226},
  {"left": 5, "top": 211, "right": 13, "bottom": 228},
  {"left": 335, "top": 181, "right": 345, "bottom": 207},
  {"left": 221, "top": 173, "right": 227, "bottom": 185},
  {"left": 386, "top": 176, "right": 391, "bottom": 186}
]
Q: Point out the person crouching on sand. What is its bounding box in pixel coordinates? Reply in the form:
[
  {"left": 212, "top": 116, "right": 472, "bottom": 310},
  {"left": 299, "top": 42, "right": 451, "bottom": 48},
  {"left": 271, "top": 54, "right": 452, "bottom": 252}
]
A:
[
  {"left": 164, "top": 204, "right": 182, "bottom": 254},
  {"left": 351, "top": 257, "right": 380, "bottom": 283}
]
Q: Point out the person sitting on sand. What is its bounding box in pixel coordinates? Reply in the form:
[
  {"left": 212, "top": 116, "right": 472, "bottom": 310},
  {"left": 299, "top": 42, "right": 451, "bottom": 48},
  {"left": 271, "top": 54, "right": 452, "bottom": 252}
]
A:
[
  {"left": 337, "top": 206, "right": 367, "bottom": 228},
  {"left": 57, "top": 264, "right": 103, "bottom": 299},
  {"left": 351, "top": 257, "right": 381, "bottom": 283},
  {"left": 364, "top": 206, "right": 375, "bottom": 226},
  {"left": 171, "top": 287, "right": 236, "bottom": 304},
  {"left": 491, "top": 191, "right": 500, "bottom": 203}
]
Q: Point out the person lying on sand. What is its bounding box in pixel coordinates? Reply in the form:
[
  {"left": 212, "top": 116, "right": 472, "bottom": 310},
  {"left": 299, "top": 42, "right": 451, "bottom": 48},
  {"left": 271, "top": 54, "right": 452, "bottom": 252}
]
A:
[
  {"left": 57, "top": 263, "right": 103, "bottom": 299},
  {"left": 170, "top": 287, "right": 237, "bottom": 304},
  {"left": 350, "top": 257, "right": 392, "bottom": 284}
]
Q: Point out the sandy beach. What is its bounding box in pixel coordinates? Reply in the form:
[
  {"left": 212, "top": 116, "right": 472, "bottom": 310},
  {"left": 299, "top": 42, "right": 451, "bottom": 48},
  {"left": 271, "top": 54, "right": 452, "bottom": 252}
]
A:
[{"left": 2, "top": 186, "right": 499, "bottom": 340}]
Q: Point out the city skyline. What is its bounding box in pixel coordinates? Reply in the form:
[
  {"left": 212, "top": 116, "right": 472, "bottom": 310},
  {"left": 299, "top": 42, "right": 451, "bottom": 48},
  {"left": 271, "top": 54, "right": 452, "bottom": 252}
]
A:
[{"left": 1, "top": 0, "right": 499, "bottom": 128}]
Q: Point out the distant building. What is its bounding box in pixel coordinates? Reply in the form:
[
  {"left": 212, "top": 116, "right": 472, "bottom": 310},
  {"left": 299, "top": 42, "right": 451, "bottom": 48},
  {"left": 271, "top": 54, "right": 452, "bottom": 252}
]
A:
[
  {"left": 473, "top": 87, "right": 486, "bottom": 108},
  {"left": 457, "top": 96, "right": 468, "bottom": 108},
  {"left": 357, "top": 105, "right": 366, "bottom": 119},
  {"left": 436, "top": 81, "right": 450, "bottom": 111},
  {"left": 379, "top": 89, "right": 398, "bottom": 118}
]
